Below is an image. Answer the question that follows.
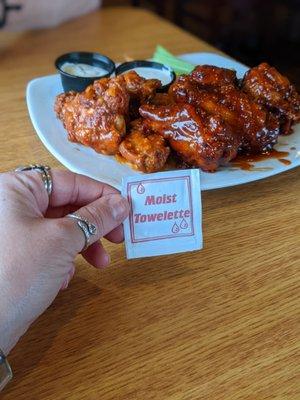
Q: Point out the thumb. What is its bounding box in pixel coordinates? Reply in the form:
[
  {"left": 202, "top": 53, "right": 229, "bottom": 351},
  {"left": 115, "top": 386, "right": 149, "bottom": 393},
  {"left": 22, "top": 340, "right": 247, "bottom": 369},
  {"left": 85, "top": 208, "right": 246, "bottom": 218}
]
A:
[{"left": 58, "top": 193, "right": 129, "bottom": 254}]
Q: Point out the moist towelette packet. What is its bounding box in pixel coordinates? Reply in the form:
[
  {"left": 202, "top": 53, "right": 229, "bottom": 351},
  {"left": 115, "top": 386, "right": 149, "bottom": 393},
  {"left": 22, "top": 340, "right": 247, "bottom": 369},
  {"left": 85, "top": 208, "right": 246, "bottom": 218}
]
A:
[{"left": 121, "top": 169, "right": 202, "bottom": 259}]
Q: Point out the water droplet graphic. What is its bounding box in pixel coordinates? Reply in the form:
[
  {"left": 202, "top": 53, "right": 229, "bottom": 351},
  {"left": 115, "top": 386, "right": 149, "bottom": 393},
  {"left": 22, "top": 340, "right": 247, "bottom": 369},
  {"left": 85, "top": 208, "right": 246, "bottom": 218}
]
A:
[
  {"left": 180, "top": 218, "right": 188, "bottom": 229},
  {"left": 137, "top": 183, "right": 145, "bottom": 194},
  {"left": 171, "top": 222, "right": 180, "bottom": 234}
]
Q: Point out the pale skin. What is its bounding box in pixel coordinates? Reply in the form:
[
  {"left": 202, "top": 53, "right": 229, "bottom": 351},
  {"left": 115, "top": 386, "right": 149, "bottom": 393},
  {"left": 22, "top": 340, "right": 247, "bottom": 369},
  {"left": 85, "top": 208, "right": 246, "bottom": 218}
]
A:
[
  {"left": 3, "top": 0, "right": 101, "bottom": 31},
  {"left": 0, "top": 169, "right": 129, "bottom": 355}
]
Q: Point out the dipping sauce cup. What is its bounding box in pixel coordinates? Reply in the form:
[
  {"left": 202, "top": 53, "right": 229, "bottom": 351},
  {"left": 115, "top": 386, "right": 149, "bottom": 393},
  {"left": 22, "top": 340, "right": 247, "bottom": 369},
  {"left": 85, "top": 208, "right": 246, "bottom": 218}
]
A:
[
  {"left": 115, "top": 60, "right": 176, "bottom": 92},
  {"left": 55, "top": 51, "right": 115, "bottom": 92}
]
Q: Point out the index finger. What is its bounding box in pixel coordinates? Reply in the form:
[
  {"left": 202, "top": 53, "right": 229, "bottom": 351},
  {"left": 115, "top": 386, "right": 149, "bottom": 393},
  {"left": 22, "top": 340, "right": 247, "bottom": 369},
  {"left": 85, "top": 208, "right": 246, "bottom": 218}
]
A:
[{"left": 49, "top": 170, "right": 119, "bottom": 207}]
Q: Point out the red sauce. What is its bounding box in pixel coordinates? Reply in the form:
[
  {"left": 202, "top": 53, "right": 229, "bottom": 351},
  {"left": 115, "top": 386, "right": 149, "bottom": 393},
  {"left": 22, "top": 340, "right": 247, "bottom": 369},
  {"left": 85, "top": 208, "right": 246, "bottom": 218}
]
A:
[
  {"left": 115, "top": 150, "right": 291, "bottom": 172},
  {"left": 278, "top": 158, "right": 291, "bottom": 165},
  {"left": 230, "top": 149, "right": 290, "bottom": 171}
]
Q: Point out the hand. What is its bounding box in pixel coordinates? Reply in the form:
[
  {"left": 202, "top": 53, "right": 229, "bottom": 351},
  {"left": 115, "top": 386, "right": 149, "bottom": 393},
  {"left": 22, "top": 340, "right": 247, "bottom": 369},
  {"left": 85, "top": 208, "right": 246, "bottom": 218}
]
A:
[
  {"left": 4, "top": 0, "right": 100, "bottom": 31},
  {"left": 0, "top": 169, "right": 129, "bottom": 355}
]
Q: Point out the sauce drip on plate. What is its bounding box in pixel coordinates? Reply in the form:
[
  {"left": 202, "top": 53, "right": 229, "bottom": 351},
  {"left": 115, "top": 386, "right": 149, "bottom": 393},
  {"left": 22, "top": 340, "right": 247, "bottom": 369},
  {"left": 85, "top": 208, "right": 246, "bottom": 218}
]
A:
[
  {"left": 278, "top": 158, "right": 292, "bottom": 165},
  {"left": 116, "top": 149, "right": 292, "bottom": 172},
  {"left": 230, "top": 149, "right": 290, "bottom": 171}
]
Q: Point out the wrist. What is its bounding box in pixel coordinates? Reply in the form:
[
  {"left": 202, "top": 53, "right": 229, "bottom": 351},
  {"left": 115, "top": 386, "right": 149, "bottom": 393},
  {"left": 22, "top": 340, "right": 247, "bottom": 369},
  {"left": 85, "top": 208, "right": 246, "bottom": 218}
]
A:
[
  {"left": 0, "top": 249, "right": 34, "bottom": 355},
  {"left": 0, "top": 295, "right": 29, "bottom": 356},
  {"left": 0, "top": 309, "right": 19, "bottom": 356}
]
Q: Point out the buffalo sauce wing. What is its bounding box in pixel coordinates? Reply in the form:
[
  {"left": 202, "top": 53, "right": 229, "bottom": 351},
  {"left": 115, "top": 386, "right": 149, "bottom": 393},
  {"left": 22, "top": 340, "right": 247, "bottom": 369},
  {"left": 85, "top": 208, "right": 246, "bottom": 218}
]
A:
[
  {"left": 139, "top": 103, "right": 240, "bottom": 172},
  {"left": 242, "top": 63, "right": 300, "bottom": 134},
  {"left": 54, "top": 71, "right": 160, "bottom": 155},
  {"left": 169, "top": 68, "right": 280, "bottom": 153},
  {"left": 118, "top": 119, "right": 170, "bottom": 172}
]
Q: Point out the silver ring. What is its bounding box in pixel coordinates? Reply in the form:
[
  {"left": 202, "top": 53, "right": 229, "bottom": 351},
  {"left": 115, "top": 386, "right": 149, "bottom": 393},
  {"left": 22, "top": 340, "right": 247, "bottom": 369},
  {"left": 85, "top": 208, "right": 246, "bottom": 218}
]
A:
[
  {"left": 67, "top": 213, "right": 97, "bottom": 252},
  {"left": 15, "top": 164, "right": 52, "bottom": 196}
]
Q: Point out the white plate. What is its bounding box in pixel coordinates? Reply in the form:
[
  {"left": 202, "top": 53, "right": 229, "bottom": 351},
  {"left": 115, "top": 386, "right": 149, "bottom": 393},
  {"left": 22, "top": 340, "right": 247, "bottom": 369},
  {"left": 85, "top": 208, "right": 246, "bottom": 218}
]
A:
[{"left": 26, "top": 52, "right": 300, "bottom": 190}]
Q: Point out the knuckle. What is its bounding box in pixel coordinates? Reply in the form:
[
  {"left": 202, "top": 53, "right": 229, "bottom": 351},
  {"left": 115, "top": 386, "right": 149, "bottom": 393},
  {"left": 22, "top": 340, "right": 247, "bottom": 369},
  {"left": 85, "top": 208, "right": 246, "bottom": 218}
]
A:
[
  {"left": 18, "top": 172, "right": 40, "bottom": 193},
  {"left": 1, "top": 171, "right": 46, "bottom": 200},
  {"left": 0, "top": 172, "right": 18, "bottom": 190}
]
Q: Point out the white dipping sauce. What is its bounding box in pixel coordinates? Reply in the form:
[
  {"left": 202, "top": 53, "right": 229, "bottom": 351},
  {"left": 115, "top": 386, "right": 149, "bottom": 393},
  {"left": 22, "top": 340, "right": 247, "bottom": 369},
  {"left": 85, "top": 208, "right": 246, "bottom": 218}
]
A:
[
  {"left": 61, "top": 62, "right": 108, "bottom": 77},
  {"left": 127, "top": 67, "right": 172, "bottom": 85}
]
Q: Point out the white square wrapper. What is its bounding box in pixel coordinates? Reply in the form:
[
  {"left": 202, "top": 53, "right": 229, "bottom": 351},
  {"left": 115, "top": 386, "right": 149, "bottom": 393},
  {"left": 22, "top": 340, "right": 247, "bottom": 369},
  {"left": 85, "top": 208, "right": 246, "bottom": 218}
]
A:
[{"left": 121, "top": 169, "right": 203, "bottom": 259}]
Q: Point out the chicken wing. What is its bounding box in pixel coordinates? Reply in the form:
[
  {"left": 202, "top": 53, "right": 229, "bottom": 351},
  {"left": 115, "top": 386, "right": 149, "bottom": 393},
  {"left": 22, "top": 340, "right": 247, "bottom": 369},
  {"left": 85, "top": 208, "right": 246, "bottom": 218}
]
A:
[
  {"left": 55, "top": 76, "right": 129, "bottom": 155},
  {"left": 55, "top": 71, "right": 161, "bottom": 155},
  {"left": 122, "top": 70, "right": 161, "bottom": 102},
  {"left": 242, "top": 63, "right": 300, "bottom": 134},
  {"left": 149, "top": 92, "right": 175, "bottom": 106},
  {"left": 170, "top": 72, "right": 280, "bottom": 153},
  {"left": 189, "top": 65, "right": 238, "bottom": 88},
  {"left": 121, "top": 70, "right": 161, "bottom": 119},
  {"left": 139, "top": 104, "right": 240, "bottom": 172},
  {"left": 119, "top": 119, "right": 170, "bottom": 172}
]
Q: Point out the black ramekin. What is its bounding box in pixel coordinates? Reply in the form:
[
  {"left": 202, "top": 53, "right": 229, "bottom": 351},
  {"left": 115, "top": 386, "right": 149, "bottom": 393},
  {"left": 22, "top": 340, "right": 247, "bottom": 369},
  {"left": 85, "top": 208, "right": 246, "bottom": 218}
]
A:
[
  {"left": 115, "top": 60, "right": 176, "bottom": 92},
  {"left": 55, "top": 51, "right": 115, "bottom": 92}
]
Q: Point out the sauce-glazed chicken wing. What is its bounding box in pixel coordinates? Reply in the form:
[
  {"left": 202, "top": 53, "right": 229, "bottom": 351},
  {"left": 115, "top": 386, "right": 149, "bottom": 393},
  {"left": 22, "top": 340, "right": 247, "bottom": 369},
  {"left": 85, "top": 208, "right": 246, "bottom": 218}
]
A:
[
  {"left": 55, "top": 76, "right": 129, "bottom": 155},
  {"left": 119, "top": 119, "right": 170, "bottom": 172},
  {"left": 122, "top": 70, "right": 161, "bottom": 103},
  {"left": 121, "top": 70, "right": 161, "bottom": 119},
  {"left": 189, "top": 65, "right": 238, "bottom": 87},
  {"left": 242, "top": 63, "right": 300, "bottom": 134},
  {"left": 170, "top": 70, "right": 280, "bottom": 153},
  {"left": 150, "top": 92, "right": 175, "bottom": 106},
  {"left": 55, "top": 71, "right": 160, "bottom": 155},
  {"left": 140, "top": 104, "right": 240, "bottom": 172}
]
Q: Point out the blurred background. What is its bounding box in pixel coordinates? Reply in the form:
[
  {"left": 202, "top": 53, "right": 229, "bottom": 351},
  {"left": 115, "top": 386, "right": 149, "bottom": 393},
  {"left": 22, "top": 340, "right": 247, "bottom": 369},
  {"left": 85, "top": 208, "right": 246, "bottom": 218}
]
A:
[{"left": 103, "top": 0, "right": 300, "bottom": 89}]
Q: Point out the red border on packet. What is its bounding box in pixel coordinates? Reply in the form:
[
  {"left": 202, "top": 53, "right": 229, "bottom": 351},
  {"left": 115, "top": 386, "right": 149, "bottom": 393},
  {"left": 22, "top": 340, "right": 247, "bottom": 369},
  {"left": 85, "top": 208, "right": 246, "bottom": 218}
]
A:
[{"left": 127, "top": 176, "right": 194, "bottom": 243}]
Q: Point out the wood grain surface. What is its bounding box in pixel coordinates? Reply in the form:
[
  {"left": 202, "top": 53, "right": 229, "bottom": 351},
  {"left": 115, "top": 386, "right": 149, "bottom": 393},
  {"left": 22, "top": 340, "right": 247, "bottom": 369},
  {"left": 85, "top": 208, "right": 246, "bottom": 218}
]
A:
[{"left": 0, "top": 7, "right": 299, "bottom": 400}]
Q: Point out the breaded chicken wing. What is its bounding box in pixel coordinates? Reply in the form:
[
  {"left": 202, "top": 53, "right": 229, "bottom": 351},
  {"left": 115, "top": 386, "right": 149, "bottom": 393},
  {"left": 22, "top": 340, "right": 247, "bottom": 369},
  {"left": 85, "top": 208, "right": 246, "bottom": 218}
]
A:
[
  {"left": 55, "top": 71, "right": 161, "bottom": 155},
  {"left": 119, "top": 119, "right": 170, "bottom": 172},
  {"left": 55, "top": 75, "right": 129, "bottom": 155}
]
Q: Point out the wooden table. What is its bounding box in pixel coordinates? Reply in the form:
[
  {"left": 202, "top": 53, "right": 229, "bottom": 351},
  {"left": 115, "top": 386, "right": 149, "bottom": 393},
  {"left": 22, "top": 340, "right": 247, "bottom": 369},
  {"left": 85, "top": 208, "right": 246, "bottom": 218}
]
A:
[{"left": 1, "top": 7, "right": 299, "bottom": 400}]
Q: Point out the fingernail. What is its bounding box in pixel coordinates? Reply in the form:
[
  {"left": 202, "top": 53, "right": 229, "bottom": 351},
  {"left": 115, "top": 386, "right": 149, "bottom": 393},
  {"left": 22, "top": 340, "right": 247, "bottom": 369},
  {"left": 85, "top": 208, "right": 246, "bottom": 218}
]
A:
[
  {"left": 103, "top": 252, "right": 110, "bottom": 265},
  {"left": 97, "top": 253, "right": 111, "bottom": 269},
  {"left": 108, "top": 194, "right": 129, "bottom": 222}
]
